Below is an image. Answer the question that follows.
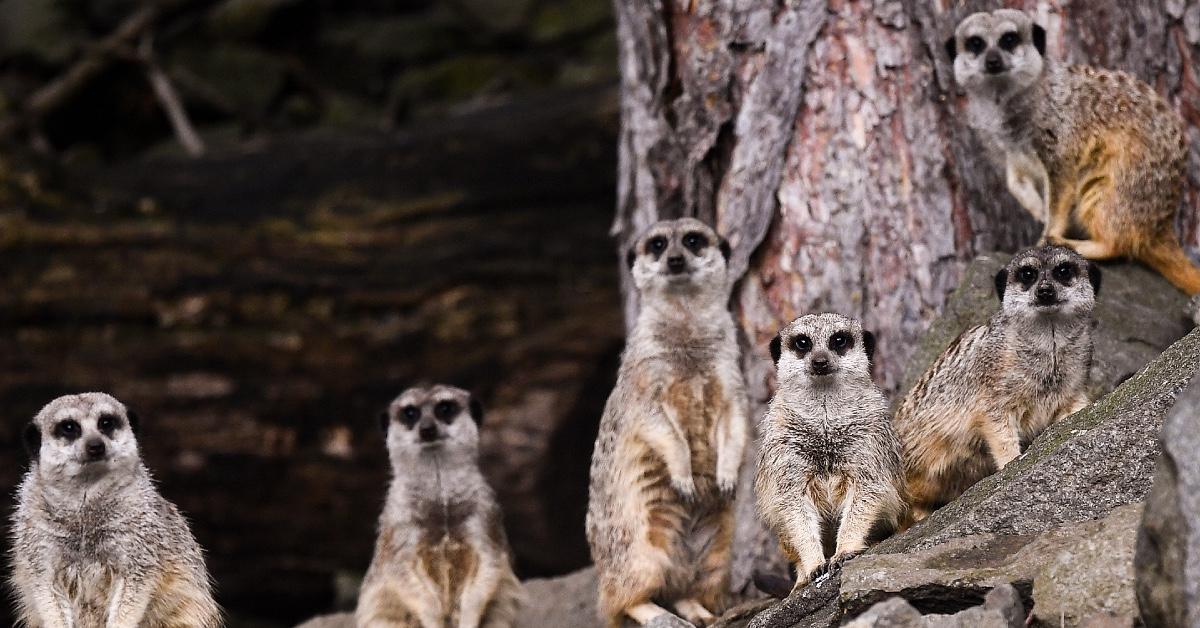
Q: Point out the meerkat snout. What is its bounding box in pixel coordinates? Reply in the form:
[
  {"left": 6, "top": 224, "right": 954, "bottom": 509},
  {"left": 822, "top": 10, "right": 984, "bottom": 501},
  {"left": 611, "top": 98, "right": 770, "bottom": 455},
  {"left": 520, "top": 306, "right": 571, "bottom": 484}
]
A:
[
  {"left": 381, "top": 386, "right": 483, "bottom": 455},
  {"left": 948, "top": 10, "right": 1046, "bottom": 92},
  {"left": 627, "top": 218, "right": 733, "bottom": 294}
]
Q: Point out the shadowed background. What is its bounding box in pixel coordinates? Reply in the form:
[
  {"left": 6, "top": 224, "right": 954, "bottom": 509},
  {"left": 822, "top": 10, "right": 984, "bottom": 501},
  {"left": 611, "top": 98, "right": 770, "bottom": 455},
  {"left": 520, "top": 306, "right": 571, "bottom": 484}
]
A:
[{"left": 0, "top": 0, "right": 621, "bottom": 625}]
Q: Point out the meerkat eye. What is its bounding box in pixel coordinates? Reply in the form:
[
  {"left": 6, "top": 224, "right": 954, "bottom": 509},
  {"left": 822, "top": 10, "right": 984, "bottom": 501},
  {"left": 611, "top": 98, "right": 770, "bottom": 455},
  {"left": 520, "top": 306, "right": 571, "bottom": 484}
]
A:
[
  {"left": 54, "top": 419, "right": 81, "bottom": 441},
  {"left": 400, "top": 405, "right": 420, "bottom": 427},
  {"left": 1053, "top": 263, "right": 1076, "bottom": 283},
  {"left": 433, "top": 400, "right": 460, "bottom": 423},
  {"left": 965, "top": 36, "right": 986, "bottom": 55},
  {"left": 999, "top": 32, "right": 1020, "bottom": 51},
  {"left": 792, "top": 335, "right": 812, "bottom": 356},
  {"left": 97, "top": 413, "right": 121, "bottom": 435},
  {"left": 828, "top": 331, "right": 854, "bottom": 354},
  {"left": 647, "top": 236, "right": 668, "bottom": 256},
  {"left": 682, "top": 232, "right": 709, "bottom": 254},
  {"left": 1016, "top": 266, "right": 1038, "bottom": 286}
]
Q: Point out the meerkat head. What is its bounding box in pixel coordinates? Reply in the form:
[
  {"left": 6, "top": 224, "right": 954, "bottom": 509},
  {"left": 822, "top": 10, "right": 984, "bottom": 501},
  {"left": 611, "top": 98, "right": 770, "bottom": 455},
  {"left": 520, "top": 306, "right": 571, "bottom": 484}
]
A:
[
  {"left": 627, "top": 218, "right": 732, "bottom": 299},
  {"left": 948, "top": 10, "right": 1046, "bottom": 95},
  {"left": 380, "top": 384, "right": 483, "bottom": 459},
  {"left": 770, "top": 313, "right": 876, "bottom": 388},
  {"left": 994, "top": 245, "right": 1101, "bottom": 320},
  {"left": 24, "top": 393, "right": 142, "bottom": 482}
]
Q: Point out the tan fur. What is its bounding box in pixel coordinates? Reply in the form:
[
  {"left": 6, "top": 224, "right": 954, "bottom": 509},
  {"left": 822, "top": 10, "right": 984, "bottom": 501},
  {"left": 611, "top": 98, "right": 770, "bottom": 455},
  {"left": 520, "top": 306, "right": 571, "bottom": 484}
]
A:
[
  {"left": 356, "top": 386, "right": 522, "bottom": 628},
  {"left": 893, "top": 247, "right": 1098, "bottom": 526},
  {"left": 951, "top": 10, "right": 1200, "bottom": 294},
  {"left": 587, "top": 219, "right": 747, "bottom": 627}
]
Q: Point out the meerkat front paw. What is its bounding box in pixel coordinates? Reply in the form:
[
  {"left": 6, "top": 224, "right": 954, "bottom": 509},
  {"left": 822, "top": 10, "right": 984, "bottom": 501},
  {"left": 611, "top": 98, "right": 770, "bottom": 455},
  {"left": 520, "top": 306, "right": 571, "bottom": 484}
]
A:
[
  {"left": 671, "top": 475, "right": 698, "bottom": 502},
  {"left": 717, "top": 475, "right": 737, "bottom": 501},
  {"left": 828, "top": 548, "right": 865, "bottom": 571}
]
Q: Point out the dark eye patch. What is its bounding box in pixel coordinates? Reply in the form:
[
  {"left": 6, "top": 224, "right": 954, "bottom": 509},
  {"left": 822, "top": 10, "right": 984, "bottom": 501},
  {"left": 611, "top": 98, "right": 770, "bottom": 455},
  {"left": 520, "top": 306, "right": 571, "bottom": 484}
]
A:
[
  {"left": 682, "top": 231, "right": 709, "bottom": 254},
  {"left": 400, "top": 405, "right": 420, "bottom": 428},
  {"left": 97, "top": 413, "right": 121, "bottom": 436},
  {"left": 1016, "top": 265, "right": 1039, "bottom": 287},
  {"left": 433, "top": 400, "right": 460, "bottom": 423},
  {"left": 646, "top": 236, "right": 668, "bottom": 258},
  {"left": 54, "top": 419, "right": 81, "bottom": 442},
  {"left": 1052, "top": 262, "right": 1076, "bottom": 283},
  {"left": 792, "top": 334, "right": 812, "bottom": 357},
  {"left": 828, "top": 331, "right": 855, "bottom": 355},
  {"left": 998, "top": 31, "right": 1020, "bottom": 51},
  {"left": 965, "top": 35, "right": 986, "bottom": 55}
]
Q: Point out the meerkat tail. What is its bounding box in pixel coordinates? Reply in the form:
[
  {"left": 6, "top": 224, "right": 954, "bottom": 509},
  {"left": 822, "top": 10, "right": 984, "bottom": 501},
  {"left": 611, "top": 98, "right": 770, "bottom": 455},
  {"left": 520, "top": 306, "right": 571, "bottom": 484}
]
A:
[{"left": 1141, "top": 238, "right": 1200, "bottom": 295}]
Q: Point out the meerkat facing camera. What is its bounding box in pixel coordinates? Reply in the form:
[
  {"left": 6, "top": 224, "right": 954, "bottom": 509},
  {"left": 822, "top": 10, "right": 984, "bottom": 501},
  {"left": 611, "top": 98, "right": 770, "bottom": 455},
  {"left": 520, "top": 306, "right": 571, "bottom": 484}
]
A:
[
  {"left": 587, "top": 218, "right": 749, "bottom": 627},
  {"left": 355, "top": 385, "right": 522, "bottom": 628},
  {"left": 755, "top": 314, "right": 905, "bottom": 594},
  {"left": 948, "top": 9, "right": 1200, "bottom": 294},
  {"left": 9, "top": 392, "right": 221, "bottom": 628},
  {"left": 894, "top": 246, "right": 1100, "bottom": 524}
]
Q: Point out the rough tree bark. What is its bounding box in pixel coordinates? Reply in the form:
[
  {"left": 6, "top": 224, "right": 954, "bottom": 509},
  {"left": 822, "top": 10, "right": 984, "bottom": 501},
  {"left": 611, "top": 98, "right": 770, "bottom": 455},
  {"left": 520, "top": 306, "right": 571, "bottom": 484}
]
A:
[{"left": 611, "top": 0, "right": 1200, "bottom": 593}]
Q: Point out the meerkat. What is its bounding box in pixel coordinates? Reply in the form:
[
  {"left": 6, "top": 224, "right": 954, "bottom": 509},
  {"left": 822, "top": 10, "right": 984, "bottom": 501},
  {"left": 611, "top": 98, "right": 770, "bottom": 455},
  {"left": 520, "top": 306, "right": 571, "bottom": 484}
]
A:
[
  {"left": 586, "top": 218, "right": 749, "bottom": 627},
  {"left": 754, "top": 314, "right": 905, "bottom": 595},
  {"left": 9, "top": 392, "right": 221, "bottom": 628},
  {"left": 355, "top": 385, "right": 522, "bottom": 628},
  {"left": 947, "top": 9, "right": 1200, "bottom": 294},
  {"left": 894, "top": 246, "right": 1100, "bottom": 524}
]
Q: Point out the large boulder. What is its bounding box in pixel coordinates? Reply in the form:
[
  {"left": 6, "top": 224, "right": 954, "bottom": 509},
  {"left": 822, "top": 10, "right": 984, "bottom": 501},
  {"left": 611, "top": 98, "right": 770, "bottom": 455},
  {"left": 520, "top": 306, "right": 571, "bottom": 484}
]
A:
[
  {"left": 1136, "top": 376, "right": 1200, "bottom": 627},
  {"left": 840, "top": 503, "right": 1142, "bottom": 625}
]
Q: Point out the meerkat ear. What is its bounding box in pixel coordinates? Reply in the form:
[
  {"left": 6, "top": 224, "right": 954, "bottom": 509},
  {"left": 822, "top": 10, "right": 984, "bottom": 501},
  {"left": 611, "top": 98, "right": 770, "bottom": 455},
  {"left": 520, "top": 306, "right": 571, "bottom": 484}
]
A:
[
  {"left": 945, "top": 36, "right": 957, "bottom": 62},
  {"left": 23, "top": 423, "right": 41, "bottom": 459},
  {"left": 719, "top": 238, "right": 732, "bottom": 262},
  {"left": 769, "top": 334, "right": 782, "bottom": 364},
  {"left": 863, "top": 330, "right": 877, "bottom": 362},
  {"left": 125, "top": 409, "right": 141, "bottom": 436},
  {"left": 1032, "top": 24, "right": 1047, "bottom": 56},
  {"left": 994, "top": 268, "right": 1009, "bottom": 302},
  {"left": 626, "top": 248, "right": 637, "bottom": 270},
  {"left": 468, "top": 398, "right": 484, "bottom": 426},
  {"left": 1087, "top": 262, "right": 1102, "bottom": 296},
  {"left": 378, "top": 411, "right": 390, "bottom": 434}
]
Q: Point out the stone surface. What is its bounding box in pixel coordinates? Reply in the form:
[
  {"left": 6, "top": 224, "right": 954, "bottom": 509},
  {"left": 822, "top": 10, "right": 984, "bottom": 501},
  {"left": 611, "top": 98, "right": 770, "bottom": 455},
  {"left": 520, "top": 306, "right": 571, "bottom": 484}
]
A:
[
  {"left": 841, "top": 504, "right": 1141, "bottom": 626},
  {"left": 1137, "top": 375, "right": 1200, "bottom": 627},
  {"left": 843, "top": 585, "right": 1023, "bottom": 628}
]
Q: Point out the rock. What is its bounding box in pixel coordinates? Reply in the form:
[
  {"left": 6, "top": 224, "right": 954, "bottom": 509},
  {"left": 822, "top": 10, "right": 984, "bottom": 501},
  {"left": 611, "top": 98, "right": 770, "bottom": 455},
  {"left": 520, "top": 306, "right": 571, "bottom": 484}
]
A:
[
  {"left": 646, "top": 614, "right": 697, "bottom": 628},
  {"left": 897, "top": 255, "right": 1192, "bottom": 403},
  {"left": 840, "top": 504, "right": 1140, "bottom": 625},
  {"left": 844, "top": 585, "right": 1023, "bottom": 627},
  {"left": 521, "top": 567, "right": 601, "bottom": 628},
  {"left": 1136, "top": 375, "right": 1200, "bottom": 627}
]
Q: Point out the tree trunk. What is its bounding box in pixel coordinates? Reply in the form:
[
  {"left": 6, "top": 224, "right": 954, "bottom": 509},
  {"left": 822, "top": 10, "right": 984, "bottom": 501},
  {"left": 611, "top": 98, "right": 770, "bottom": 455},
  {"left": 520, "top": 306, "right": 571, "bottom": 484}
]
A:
[{"left": 611, "top": 0, "right": 1200, "bottom": 593}]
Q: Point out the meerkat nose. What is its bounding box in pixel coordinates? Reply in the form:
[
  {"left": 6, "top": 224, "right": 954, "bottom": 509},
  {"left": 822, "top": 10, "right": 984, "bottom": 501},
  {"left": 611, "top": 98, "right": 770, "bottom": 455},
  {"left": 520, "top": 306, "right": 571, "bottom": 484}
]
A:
[
  {"left": 418, "top": 423, "right": 439, "bottom": 442},
  {"left": 85, "top": 439, "right": 106, "bottom": 460},
  {"left": 985, "top": 51, "right": 1005, "bottom": 74},
  {"left": 667, "top": 256, "right": 686, "bottom": 274}
]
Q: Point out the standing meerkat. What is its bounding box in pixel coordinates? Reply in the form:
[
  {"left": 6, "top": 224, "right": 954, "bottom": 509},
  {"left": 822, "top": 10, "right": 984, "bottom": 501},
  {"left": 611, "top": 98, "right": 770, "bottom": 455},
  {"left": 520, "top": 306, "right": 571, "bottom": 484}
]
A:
[
  {"left": 947, "top": 9, "right": 1200, "bottom": 294},
  {"left": 894, "top": 246, "right": 1100, "bottom": 523},
  {"left": 355, "top": 385, "right": 522, "bottom": 628},
  {"left": 755, "top": 314, "right": 905, "bottom": 595},
  {"left": 586, "top": 218, "right": 749, "bottom": 627},
  {"left": 9, "top": 392, "right": 221, "bottom": 628}
]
